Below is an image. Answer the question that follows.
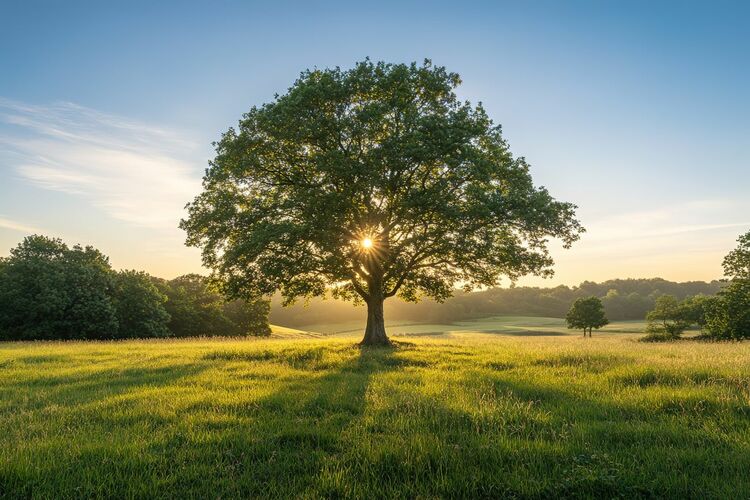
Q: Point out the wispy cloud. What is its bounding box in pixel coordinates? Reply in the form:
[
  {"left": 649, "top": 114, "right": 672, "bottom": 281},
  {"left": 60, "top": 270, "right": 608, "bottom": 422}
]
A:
[
  {"left": 0, "top": 216, "right": 43, "bottom": 234},
  {"left": 518, "top": 199, "right": 750, "bottom": 286},
  {"left": 578, "top": 200, "right": 750, "bottom": 251},
  {"left": 0, "top": 98, "right": 202, "bottom": 229}
]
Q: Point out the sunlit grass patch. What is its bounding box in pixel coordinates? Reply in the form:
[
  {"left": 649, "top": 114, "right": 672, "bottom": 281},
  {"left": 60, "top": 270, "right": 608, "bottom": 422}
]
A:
[
  {"left": 533, "top": 352, "right": 629, "bottom": 372},
  {"left": 1, "top": 335, "right": 749, "bottom": 497}
]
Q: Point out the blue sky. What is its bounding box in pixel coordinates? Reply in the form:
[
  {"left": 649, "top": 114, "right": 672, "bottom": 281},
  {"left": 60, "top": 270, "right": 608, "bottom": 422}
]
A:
[{"left": 1, "top": 0, "right": 748, "bottom": 285}]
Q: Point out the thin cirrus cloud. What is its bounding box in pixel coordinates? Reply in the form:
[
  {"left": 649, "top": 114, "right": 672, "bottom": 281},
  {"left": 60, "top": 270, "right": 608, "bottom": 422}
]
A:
[
  {"left": 0, "top": 98, "right": 202, "bottom": 230},
  {"left": 0, "top": 215, "right": 43, "bottom": 235},
  {"left": 571, "top": 201, "right": 750, "bottom": 257},
  {"left": 515, "top": 199, "right": 750, "bottom": 285},
  {"left": 583, "top": 202, "right": 749, "bottom": 242}
]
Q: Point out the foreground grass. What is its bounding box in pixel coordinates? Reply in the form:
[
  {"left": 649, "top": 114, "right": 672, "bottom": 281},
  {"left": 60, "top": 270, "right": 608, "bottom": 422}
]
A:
[{"left": 1, "top": 335, "right": 749, "bottom": 498}]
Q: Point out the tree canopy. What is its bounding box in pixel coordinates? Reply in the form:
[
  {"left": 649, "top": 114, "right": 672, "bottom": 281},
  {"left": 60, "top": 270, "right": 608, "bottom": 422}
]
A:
[
  {"left": 0, "top": 236, "right": 271, "bottom": 340},
  {"left": 722, "top": 230, "right": 750, "bottom": 281},
  {"left": 565, "top": 296, "right": 608, "bottom": 337},
  {"left": 645, "top": 295, "right": 693, "bottom": 339},
  {"left": 156, "top": 274, "right": 271, "bottom": 337},
  {"left": 182, "top": 60, "right": 583, "bottom": 344},
  {"left": 0, "top": 235, "right": 118, "bottom": 340},
  {"left": 112, "top": 270, "right": 171, "bottom": 339},
  {"left": 705, "top": 230, "right": 750, "bottom": 340}
]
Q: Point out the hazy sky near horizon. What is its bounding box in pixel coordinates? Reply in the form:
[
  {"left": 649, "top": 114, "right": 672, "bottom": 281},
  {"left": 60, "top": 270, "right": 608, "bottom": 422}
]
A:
[{"left": 1, "top": 0, "right": 748, "bottom": 287}]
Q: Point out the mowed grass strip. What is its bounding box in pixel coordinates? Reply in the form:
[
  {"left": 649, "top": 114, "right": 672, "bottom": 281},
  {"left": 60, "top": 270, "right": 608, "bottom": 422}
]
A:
[{"left": 1, "top": 335, "right": 749, "bottom": 498}]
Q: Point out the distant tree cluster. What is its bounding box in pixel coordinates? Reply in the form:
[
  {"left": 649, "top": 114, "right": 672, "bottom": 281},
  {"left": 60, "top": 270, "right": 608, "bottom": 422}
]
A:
[
  {"left": 642, "top": 294, "right": 713, "bottom": 341},
  {"left": 0, "top": 236, "right": 270, "bottom": 341},
  {"left": 154, "top": 274, "right": 271, "bottom": 338},
  {"left": 641, "top": 231, "right": 750, "bottom": 341},
  {"left": 269, "top": 278, "right": 722, "bottom": 327}
]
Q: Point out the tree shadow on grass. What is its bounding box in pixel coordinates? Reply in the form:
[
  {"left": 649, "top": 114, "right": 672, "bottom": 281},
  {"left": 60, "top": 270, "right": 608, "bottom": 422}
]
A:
[
  {"left": 0, "top": 358, "right": 216, "bottom": 497},
  {"left": 2, "top": 346, "right": 393, "bottom": 497},
  {"left": 120, "top": 348, "right": 750, "bottom": 497},
  {"left": 134, "top": 344, "right": 406, "bottom": 498},
  {"left": 447, "top": 371, "right": 750, "bottom": 498},
  {"left": 2, "top": 363, "right": 209, "bottom": 411},
  {"left": 302, "top": 354, "right": 750, "bottom": 499},
  {"left": 5, "top": 344, "right": 749, "bottom": 498}
]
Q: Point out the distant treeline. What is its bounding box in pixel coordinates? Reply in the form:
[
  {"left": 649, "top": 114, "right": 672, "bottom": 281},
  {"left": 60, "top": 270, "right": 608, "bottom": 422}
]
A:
[
  {"left": 270, "top": 278, "right": 723, "bottom": 327},
  {"left": 0, "top": 236, "right": 270, "bottom": 341}
]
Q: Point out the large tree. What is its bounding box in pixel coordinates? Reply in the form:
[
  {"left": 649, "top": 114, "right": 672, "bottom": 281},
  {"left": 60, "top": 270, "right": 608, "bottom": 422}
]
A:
[{"left": 182, "top": 60, "right": 583, "bottom": 345}]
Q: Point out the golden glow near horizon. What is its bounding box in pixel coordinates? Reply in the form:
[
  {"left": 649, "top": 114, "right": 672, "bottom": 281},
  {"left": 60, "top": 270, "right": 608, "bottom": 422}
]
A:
[{"left": 0, "top": 199, "right": 743, "bottom": 285}]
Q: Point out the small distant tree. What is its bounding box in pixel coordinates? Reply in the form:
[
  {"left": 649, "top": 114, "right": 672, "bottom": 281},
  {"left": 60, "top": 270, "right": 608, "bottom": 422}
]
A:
[
  {"left": 566, "top": 296, "right": 608, "bottom": 337},
  {"left": 705, "top": 231, "right": 750, "bottom": 339},
  {"left": 645, "top": 295, "right": 692, "bottom": 339}
]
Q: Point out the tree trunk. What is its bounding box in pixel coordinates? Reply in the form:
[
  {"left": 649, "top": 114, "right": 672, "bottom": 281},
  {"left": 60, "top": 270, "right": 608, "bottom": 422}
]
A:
[{"left": 361, "top": 294, "right": 390, "bottom": 346}]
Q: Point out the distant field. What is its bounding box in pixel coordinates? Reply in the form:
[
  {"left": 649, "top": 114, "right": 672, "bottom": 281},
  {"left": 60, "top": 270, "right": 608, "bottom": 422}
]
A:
[
  {"left": 2, "top": 333, "right": 748, "bottom": 498},
  {"left": 269, "top": 324, "right": 325, "bottom": 339},
  {"left": 297, "top": 315, "right": 649, "bottom": 338}
]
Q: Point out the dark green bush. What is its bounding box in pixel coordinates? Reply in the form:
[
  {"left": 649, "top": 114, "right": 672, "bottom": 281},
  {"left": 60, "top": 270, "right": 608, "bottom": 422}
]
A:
[{"left": 0, "top": 236, "right": 270, "bottom": 340}]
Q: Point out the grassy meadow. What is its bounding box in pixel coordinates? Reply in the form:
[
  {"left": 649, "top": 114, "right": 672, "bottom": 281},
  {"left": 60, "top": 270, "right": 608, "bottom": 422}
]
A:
[
  {"left": 299, "top": 315, "right": 649, "bottom": 338},
  {"left": 1, "top": 323, "right": 749, "bottom": 498}
]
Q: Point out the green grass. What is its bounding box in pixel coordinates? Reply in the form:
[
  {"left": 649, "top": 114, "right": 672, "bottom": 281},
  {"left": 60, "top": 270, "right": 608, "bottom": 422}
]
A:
[{"left": 1, "top": 331, "right": 749, "bottom": 498}]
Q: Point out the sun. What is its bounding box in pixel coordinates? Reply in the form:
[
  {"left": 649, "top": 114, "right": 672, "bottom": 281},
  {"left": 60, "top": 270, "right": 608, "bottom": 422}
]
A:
[{"left": 361, "top": 237, "right": 373, "bottom": 249}]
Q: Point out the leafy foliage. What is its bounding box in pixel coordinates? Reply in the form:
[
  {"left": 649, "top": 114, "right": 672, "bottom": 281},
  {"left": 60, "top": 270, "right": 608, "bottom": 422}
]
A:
[
  {"left": 705, "top": 231, "right": 750, "bottom": 339},
  {"left": 113, "top": 270, "right": 171, "bottom": 339},
  {"left": 679, "top": 294, "right": 716, "bottom": 331},
  {"left": 222, "top": 296, "right": 272, "bottom": 337},
  {"left": 157, "top": 274, "right": 271, "bottom": 337},
  {"left": 722, "top": 230, "right": 750, "bottom": 281},
  {"left": 705, "top": 280, "right": 750, "bottom": 340},
  {"left": 645, "top": 295, "right": 693, "bottom": 339},
  {"left": 565, "top": 296, "right": 608, "bottom": 336},
  {"left": 0, "top": 236, "right": 118, "bottom": 340},
  {"left": 182, "top": 60, "right": 582, "bottom": 343},
  {"left": 0, "top": 236, "right": 271, "bottom": 340}
]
